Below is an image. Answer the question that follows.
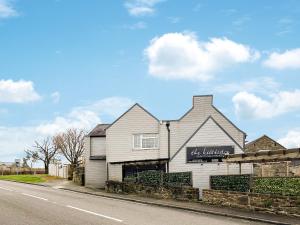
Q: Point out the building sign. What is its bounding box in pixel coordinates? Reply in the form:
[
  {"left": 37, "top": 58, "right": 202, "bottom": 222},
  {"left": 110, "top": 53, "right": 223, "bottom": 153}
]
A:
[{"left": 186, "top": 146, "right": 234, "bottom": 163}]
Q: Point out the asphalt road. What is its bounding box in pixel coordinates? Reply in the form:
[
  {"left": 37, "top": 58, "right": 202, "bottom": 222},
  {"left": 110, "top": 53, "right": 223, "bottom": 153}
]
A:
[{"left": 0, "top": 180, "right": 267, "bottom": 225}]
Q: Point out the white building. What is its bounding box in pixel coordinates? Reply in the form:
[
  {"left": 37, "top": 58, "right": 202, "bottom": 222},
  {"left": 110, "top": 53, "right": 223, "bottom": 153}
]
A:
[{"left": 85, "top": 95, "right": 252, "bottom": 196}]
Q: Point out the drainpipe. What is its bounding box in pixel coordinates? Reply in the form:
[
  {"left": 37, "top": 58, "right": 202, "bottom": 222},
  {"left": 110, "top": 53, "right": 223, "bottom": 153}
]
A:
[{"left": 166, "top": 121, "right": 170, "bottom": 173}]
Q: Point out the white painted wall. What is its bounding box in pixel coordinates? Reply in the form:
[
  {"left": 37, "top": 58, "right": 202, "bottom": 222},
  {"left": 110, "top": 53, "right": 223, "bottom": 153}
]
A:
[
  {"left": 49, "top": 163, "right": 69, "bottom": 179},
  {"left": 106, "top": 104, "right": 164, "bottom": 179},
  {"left": 167, "top": 96, "right": 245, "bottom": 158},
  {"left": 91, "top": 137, "right": 106, "bottom": 156},
  {"left": 169, "top": 118, "right": 252, "bottom": 197},
  {"left": 84, "top": 137, "right": 107, "bottom": 188},
  {"left": 106, "top": 105, "right": 161, "bottom": 163},
  {"left": 85, "top": 160, "right": 107, "bottom": 188},
  {"left": 108, "top": 164, "right": 122, "bottom": 181},
  {"left": 90, "top": 96, "right": 248, "bottom": 187}
]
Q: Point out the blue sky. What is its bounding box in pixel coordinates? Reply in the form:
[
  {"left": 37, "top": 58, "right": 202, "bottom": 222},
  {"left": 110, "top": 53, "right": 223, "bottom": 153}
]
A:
[{"left": 0, "top": 0, "right": 300, "bottom": 162}]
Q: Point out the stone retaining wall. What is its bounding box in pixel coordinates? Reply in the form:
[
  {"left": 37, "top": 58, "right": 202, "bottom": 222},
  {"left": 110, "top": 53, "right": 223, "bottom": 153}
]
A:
[
  {"left": 106, "top": 180, "right": 199, "bottom": 201},
  {"left": 203, "top": 189, "right": 300, "bottom": 216}
]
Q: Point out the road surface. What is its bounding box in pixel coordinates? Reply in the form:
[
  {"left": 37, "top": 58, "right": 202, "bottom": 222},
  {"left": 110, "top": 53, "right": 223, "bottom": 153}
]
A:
[{"left": 0, "top": 180, "right": 267, "bottom": 225}]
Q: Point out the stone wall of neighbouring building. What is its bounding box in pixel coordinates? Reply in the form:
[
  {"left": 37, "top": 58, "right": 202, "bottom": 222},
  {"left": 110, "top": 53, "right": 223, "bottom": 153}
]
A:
[
  {"left": 106, "top": 180, "right": 199, "bottom": 201},
  {"left": 203, "top": 189, "right": 300, "bottom": 216},
  {"left": 245, "top": 135, "right": 285, "bottom": 153},
  {"left": 253, "top": 161, "right": 300, "bottom": 177}
]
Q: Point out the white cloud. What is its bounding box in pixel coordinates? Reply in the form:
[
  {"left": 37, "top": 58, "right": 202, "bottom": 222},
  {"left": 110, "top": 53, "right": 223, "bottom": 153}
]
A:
[
  {"left": 213, "top": 77, "right": 280, "bottom": 94},
  {"left": 232, "top": 90, "right": 300, "bottom": 119},
  {"left": 278, "top": 129, "right": 300, "bottom": 148},
  {"left": 276, "top": 17, "right": 294, "bottom": 36},
  {"left": 51, "top": 91, "right": 60, "bottom": 103},
  {"left": 0, "top": 0, "right": 17, "bottom": 18},
  {"left": 0, "top": 96, "right": 134, "bottom": 161},
  {"left": 124, "top": 0, "right": 163, "bottom": 16},
  {"left": 167, "top": 17, "right": 181, "bottom": 24},
  {"left": 0, "top": 80, "right": 41, "bottom": 103},
  {"left": 263, "top": 48, "right": 300, "bottom": 70},
  {"left": 36, "top": 97, "right": 133, "bottom": 136},
  {"left": 232, "top": 15, "right": 251, "bottom": 27},
  {"left": 144, "top": 32, "right": 260, "bottom": 81},
  {"left": 123, "top": 21, "right": 147, "bottom": 30},
  {"left": 0, "top": 126, "right": 41, "bottom": 162},
  {"left": 36, "top": 110, "right": 100, "bottom": 136}
]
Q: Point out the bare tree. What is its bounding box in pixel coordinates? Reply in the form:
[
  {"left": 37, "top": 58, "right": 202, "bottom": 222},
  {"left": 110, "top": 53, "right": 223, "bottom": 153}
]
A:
[
  {"left": 25, "top": 137, "right": 57, "bottom": 174},
  {"left": 22, "top": 157, "right": 29, "bottom": 168},
  {"left": 24, "top": 150, "right": 38, "bottom": 174},
  {"left": 53, "top": 128, "right": 86, "bottom": 178}
]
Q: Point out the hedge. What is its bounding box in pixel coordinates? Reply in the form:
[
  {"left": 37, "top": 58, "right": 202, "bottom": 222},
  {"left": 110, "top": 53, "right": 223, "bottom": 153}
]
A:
[
  {"left": 252, "top": 177, "right": 300, "bottom": 196},
  {"left": 210, "top": 174, "right": 251, "bottom": 192},
  {"left": 124, "top": 171, "right": 192, "bottom": 187},
  {"left": 164, "top": 171, "right": 192, "bottom": 187},
  {"left": 138, "top": 170, "right": 162, "bottom": 186}
]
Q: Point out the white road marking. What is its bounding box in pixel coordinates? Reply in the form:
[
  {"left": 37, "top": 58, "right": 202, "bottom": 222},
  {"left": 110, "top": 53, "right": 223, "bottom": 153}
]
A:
[
  {"left": 67, "top": 205, "right": 123, "bottom": 223},
  {"left": 22, "top": 193, "right": 48, "bottom": 201},
  {"left": 0, "top": 186, "right": 14, "bottom": 192}
]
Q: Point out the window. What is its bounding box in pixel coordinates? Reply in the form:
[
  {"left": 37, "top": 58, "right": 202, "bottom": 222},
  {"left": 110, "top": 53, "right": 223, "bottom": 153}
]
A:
[{"left": 133, "top": 134, "right": 158, "bottom": 149}]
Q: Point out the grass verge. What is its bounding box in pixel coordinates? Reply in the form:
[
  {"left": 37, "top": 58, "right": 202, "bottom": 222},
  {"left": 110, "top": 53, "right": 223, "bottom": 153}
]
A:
[{"left": 0, "top": 174, "right": 58, "bottom": 183}]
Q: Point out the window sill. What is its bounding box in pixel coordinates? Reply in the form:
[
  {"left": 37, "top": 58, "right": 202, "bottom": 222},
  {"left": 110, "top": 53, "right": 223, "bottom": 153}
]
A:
[{"left": 132, "top": 148, "right": 159, "bottom": 151}]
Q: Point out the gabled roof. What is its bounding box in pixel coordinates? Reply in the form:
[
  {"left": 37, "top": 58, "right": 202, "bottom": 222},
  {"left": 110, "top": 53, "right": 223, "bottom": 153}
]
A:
[
  {"left": 162, "top": 95, "right": 246, "bottom": 136},
  {"left": 106, "top": 103, "right": 159, "bottom": 130},
  {"left": 88, "top": 124, "right": 110, "bottom": 137},
  {"left": 212, "top": 105, "right": 246, "bottom": 135},
  {"left": 245, "top": 135, "right": 286, "bottom": 149},
  {"left": 170, "top": 116, "right": 244, "bottom": 161}
]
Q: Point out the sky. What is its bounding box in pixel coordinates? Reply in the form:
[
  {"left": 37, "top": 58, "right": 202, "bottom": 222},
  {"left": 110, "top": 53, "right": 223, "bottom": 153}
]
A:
[{"left": 0, "top": 0, "right": 300, "bottom": 162}]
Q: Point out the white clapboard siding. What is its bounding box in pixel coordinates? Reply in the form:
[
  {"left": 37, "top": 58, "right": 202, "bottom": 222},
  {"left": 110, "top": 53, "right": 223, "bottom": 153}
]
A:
[
  {"left": 103, "top": 96, "right": 247, "bottom": 184},
  {"left": 85, "top": 160, "right": 107, "bottom": 188},
  {"left": 84, "top": 136, "right": 107, "bottom": 188},
  {"left": 106, "top": 104, "right": 161, "bottom": 163},
  {"left": 108, "top": 164, "right": 122, "bottom": 181},
  {"left": 170, "top": 117, "right": 252, "bottom": 197},
  {"left": 91, "top": 137, "right": 106, "bottom": 156},
  {"left": 168, "top": 96, "right": 244, "bottom": 158}
]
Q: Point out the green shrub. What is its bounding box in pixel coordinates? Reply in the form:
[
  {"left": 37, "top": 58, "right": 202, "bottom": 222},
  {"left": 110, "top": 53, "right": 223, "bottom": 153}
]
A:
[
  {"left": 210, "top": 174, "right": 251, "bottom": 192},
  {"left": 137, "top": 170, "right": 162, "bottom": 186},
  {"left": 164, "top": 172, "right": 192, "bottom": 187},
  {"left": 124, "top": 171, "right": 192, "bottom": 187},
  {"left": 252, "top": 177, "right": 300, "bottom": 196}
]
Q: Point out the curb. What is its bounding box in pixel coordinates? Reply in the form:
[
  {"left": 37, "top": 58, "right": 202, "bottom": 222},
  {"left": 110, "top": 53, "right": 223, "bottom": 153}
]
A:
[
  {"left": 0, "top": 180, "right": 294, "bottom": 225},
  {"left": 0, "top": 179, "right": 49, "bottom": 187},
  {"left": 58, "top": 188, "right": 292, "bottom": 225}
]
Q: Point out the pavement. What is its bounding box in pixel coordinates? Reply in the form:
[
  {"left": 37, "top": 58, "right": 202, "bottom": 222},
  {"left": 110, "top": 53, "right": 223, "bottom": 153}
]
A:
[
  {"left": 46, "top": 180, "right": 299, "bottom": 225},
  {"left": 0, "top": 180, "right": 299, "bottom": 225}
]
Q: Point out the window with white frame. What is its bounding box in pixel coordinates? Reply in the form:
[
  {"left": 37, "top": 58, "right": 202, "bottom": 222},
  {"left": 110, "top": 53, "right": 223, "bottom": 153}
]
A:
[{"left": 133, "top": 134, "right": 158, "bottom": 150}]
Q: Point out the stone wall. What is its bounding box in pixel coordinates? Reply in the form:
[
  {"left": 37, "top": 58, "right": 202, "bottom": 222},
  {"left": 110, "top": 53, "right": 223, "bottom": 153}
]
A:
[
  {"left": 203, "top": 189, "right": 300, "bottom": 216},
  {"left": 106, "top": 180, "right": 199, "bottom": 201},
  {"left": 245, "top": 135, "right": 285, "bottom": 153},
  {"left": 253, "top": 161, "right": 300, "bottom": 177}
]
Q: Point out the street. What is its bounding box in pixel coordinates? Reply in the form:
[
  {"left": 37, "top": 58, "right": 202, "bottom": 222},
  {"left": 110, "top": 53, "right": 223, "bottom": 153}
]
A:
[{"left": 0, "top": 180, "right": 267, "bottom": 225}]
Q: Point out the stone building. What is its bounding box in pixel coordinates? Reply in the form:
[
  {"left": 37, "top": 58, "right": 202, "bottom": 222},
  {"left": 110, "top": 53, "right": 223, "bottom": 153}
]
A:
[
  {"left": 245, "top": 135, "right": 300, "bottom": 177},
  {"left": 245, "top": 135, "right": 286, "bottom": 153}
]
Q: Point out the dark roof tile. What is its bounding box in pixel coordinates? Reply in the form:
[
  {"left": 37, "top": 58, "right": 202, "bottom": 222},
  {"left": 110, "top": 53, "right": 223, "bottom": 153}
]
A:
[{"left": 88, "top": 124, "right": 110, "bottom": 137}]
